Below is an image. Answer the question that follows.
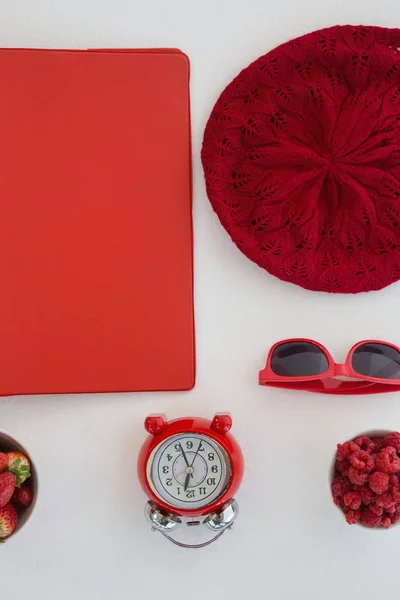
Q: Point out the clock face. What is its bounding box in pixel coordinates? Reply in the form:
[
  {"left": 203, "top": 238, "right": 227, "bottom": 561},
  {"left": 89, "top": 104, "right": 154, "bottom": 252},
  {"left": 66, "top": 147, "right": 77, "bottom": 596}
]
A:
[{"left": 147, "top": 433, "right": 232, "bottom": 510}]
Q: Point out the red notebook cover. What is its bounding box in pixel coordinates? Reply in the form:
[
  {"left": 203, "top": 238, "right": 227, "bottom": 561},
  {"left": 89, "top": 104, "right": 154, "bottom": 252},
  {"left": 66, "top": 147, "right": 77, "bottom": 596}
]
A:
[{"left": 0, "top": 48, "right": 195, "bottom": 395}]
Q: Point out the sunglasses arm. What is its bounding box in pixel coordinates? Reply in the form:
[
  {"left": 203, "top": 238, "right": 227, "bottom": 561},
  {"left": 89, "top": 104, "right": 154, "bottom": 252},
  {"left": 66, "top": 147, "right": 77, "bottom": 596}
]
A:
[{"left": 258, "top": 376, "right": 400, "bottom": 394}]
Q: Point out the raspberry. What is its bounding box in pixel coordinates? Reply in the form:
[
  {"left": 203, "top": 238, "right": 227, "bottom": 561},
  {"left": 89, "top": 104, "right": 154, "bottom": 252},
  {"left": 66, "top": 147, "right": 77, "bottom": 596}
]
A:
[
  {"left": 361, "top": 508, "right": 382, "bottom": 528},
  {"left": 385, "top": 505, "right": 397, "bottom": 515},
  {"left": 349, "top": 450, "right": 375, "bottom": 472},
  {"left": 331, "top": 476, "right": 352, "bottom": 499},
  {"left": 383, "top": 432, "right": 400, "bottom": 453},
  {"left": 369, "top": 504, "right": 384, "bottom": 516},
  {"left": 371, "top": 437, "right": 386, "bottom": 452},
  {"left": 336, "top": 459, "right": 350, "bottom": 476},
  {"left": 345, "top": 509, "right": 361, "bottom": 525},
  {"left": 376, "top": 447, "right": 400, "bottom": 474},
  {"left": 343, "top": 492, "right": 362, "bottom": 510},
  {"left": 337, "top": 441, "right": 359, "bottom": 461},
  {"left": 376, "top": 492, "right": 396, "bottom": 509},
  {"left": 348, "top": 466, "right": 369, "bottom": 485},
  {"left": 359, "top": 485, "right": 375, "bottom": 505},
  {"left": 333, "top": 436, "right": 400, "bottom": 528},
  {"left": 369, "top": 471, "right": 389, "bottom": 494},
  {"left": 353, "top": 436, "right": 375, "bottom": 453},
  {"left": 391, "top": 513, "right": 400, "bottom": 525},
  {"left": 382, "top": 516, "right": 391, "bottom": 529},
  {"left": 391, "top": 485, "right": 400, "bottom": 501}
]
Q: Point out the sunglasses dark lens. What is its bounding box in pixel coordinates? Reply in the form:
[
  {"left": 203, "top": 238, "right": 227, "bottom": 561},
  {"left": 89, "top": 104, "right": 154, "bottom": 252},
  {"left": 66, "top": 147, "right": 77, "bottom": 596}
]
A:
[
  {"left": 351, "top": 343, "right": 400, "bottom": 380},
  {"left": 270, "top": 342, "right": 329, "bottom": 377}
]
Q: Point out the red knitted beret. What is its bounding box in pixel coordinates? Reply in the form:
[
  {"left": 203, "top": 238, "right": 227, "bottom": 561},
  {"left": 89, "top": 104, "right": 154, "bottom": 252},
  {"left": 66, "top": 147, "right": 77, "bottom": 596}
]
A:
[{"left": 202, "top": 25, "right": 400, "bottom": 293}]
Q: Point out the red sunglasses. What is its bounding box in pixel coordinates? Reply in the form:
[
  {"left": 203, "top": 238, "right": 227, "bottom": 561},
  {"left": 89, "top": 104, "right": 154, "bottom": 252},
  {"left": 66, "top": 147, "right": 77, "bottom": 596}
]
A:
[{"left": 259, "top": 339, "right": 400, "bottom": 395}]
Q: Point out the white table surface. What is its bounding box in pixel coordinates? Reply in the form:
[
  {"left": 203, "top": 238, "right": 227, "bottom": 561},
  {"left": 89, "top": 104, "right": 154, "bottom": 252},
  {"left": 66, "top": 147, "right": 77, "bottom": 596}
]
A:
[{"left": 2, "top": 1, "right": 400, "bottom": 598}]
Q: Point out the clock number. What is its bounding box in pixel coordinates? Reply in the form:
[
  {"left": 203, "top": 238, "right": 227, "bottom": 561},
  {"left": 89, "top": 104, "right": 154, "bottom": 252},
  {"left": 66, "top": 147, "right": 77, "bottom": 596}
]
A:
[
  {"left": 162, "top": 466, "right": 169, "bottom": 474},
  {"left": 207, "top": 477, "right": 216, "bottom": 486},
  {"left": 166, "top": 478, "right": 172, "bottom": 486},
  {"left": 167, "top": 454, "right": 173, "bottom": 462},
  {"left": 175, "top": 443, "right": 181, "bottom": 452},
  {"left": 186, "top": 441, "right": 193, "bottom": 449},
  {"left": 199, "top": 487, "right": 206, "bottom": 495},
  {"left": 208, "top": 453, "right": 215, "bottom": 461},
  {"left": 186, "top": 490, "right": 195, "bottom": 499},
  {"left": 211, "top": 465, "right": 218, "bottom": 474}
]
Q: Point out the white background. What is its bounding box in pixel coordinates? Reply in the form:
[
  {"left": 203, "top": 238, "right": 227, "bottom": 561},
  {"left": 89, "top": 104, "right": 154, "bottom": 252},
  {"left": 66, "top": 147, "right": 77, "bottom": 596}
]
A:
[{"left": 1, "top": 0, "right": 400, "bottom": 598}]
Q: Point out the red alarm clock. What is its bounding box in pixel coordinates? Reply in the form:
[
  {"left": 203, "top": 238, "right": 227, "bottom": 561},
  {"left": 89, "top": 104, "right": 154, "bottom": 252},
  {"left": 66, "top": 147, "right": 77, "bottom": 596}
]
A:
[{"left": 138, "top": 414, "right": 244, "bottom": 548}]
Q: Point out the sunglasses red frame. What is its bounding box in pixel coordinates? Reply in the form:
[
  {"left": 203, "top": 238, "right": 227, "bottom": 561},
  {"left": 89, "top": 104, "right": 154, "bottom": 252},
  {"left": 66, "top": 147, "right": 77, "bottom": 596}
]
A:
[{"left": 259, "top": 339, "right": 400, "bottom": 394}]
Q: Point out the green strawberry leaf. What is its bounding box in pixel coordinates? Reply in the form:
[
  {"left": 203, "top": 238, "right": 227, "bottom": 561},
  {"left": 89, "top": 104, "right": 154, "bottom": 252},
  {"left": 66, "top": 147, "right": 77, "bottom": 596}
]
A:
[
  {"left": 17, "top": 473, "right": 30, "bottom": 487},
  {"left": 5, "top": 455, "right": 31, "bottom": 487},
  {"left": 6, "top": 466, "right": 31, "bottom": 488}
]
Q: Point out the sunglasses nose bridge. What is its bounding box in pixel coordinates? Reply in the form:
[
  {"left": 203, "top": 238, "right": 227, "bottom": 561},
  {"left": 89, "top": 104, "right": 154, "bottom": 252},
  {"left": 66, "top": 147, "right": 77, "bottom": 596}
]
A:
[{"left": 333, "top": 363, "right": 348, "bottom": 377}]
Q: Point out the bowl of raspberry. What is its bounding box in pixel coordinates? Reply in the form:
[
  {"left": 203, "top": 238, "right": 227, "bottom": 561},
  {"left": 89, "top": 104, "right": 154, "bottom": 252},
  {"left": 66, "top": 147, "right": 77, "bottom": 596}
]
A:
[
  {"left": 0, "top": 430, "right": 39, "bottom": 542},
  {"left": 331, "top": 430, "right": 400, "bottom": 529}
]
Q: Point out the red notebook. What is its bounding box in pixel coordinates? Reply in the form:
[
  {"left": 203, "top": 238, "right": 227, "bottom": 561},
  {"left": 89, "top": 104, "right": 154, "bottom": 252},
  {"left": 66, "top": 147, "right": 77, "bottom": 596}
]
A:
[{"left": 0, "top": 48, "right": 195, "bottom": 395}]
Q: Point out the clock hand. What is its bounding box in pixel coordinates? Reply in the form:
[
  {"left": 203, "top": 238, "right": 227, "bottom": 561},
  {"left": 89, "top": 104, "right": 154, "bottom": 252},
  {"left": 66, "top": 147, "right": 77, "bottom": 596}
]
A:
[
  {"left": 179, "top": 443, "right": 190, "bottom": 468},
  {"left": 190, "top": 441, "right": 203, "bottom": 468},
  {"left": 184, "top": 472, "right": 191, "bottom": 492}
]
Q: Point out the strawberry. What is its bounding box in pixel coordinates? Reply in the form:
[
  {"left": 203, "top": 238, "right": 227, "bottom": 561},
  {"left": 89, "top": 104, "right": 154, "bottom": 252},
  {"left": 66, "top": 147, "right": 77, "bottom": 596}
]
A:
[
  {"left": 6, "top": 452, "right": 31, "bottom": 487},
  {"left": 13, "top": 485, "right": 33, "bottom": 508},
  {"left": 0, "top": 453, "right": 7, "bottom": 473},
  {"left": 0, "top": 473, "right": 16, "bottom": 508},
  {"left": 0, "top": 503, "right": 17, "bottom": 540}
]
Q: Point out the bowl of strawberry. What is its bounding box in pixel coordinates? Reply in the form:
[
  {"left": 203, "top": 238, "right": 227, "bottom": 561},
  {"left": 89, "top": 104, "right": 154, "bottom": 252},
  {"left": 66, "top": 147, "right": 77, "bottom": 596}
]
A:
[
  {"left": 0, "top": 430, "right": 38, "bottom": 542},
  {"left": 331, "top": 431, "right": 400, "bottom": 529}
]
